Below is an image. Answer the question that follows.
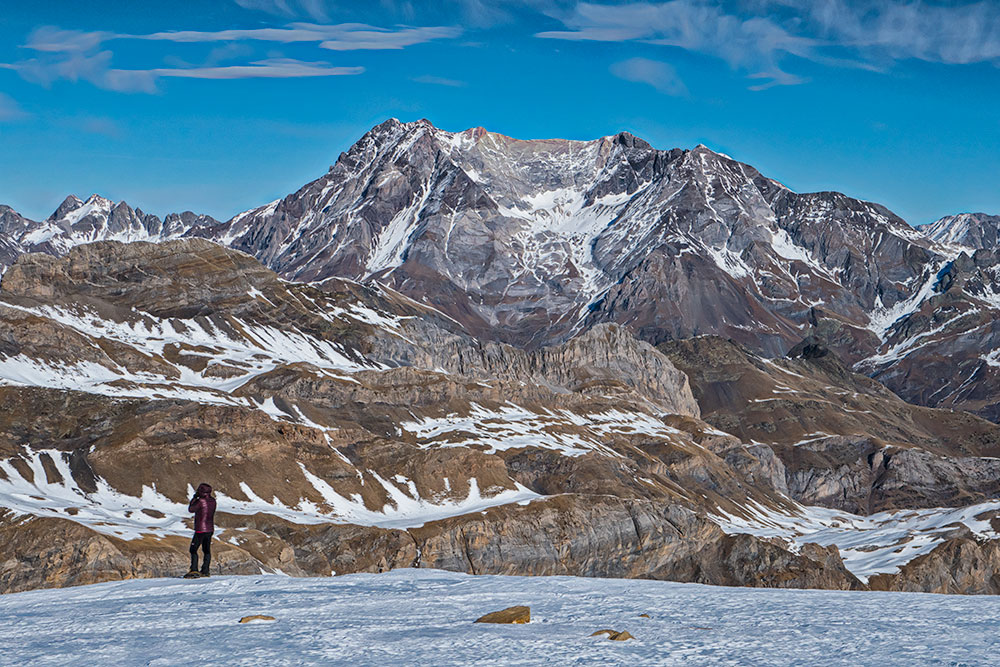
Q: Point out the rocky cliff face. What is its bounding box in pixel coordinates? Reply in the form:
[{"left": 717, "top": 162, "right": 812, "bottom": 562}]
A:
[
  {"left": 660, "top": 336, "right": 1000, "bottom": 513},
  {"left": 855, "top": 248, "right": 1000, "bottom": 422}
]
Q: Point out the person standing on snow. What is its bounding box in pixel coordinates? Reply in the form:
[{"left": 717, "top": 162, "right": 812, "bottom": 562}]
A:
[{"left": 187, "top": 483, "right": 217, "bottom": 578}]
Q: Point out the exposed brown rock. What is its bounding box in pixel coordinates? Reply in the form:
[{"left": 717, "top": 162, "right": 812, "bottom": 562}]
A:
[
  {"left": 591, "top": 629, "right": 634, "bottom": 641},
  {"left": 410, "top": 495, "right": 862, "bottom": 590},
  {"left": 661, "top": 336, "right": 1000, "bottom": 513},
  {"left": 474, "top": 606, "right": 530, "bottom": 624},
  {"left": 239, "top": 615, "right": 276, "bottom": 623},
  {"left": 0, "top": 238, "right": 997, "bottom": 598},
  {"left": 869, "top": 533, "right": 1000, "bottom": 595},
  {"left": 0, "top": 513, "right": 265, "bottom": 594}
]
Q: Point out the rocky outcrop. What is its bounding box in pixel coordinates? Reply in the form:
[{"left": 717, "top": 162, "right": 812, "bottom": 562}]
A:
[
  {"left": 0, "top": 493, "right": 864, "bottom": 595},
  {"left": 0, "top": 240, "right": 697, "bottom": 419},
  {"left": 661, "top": 336, "right": 1000, "bottom": 513},
  {"left": 0, "top": 513, "right": 267, "bottom": 593},
  {"left": 367, "top": 321, "right": 699, "bottom": 417},
  {"left": 409, "top": 495, "right": 861, "bottom": 591},
  {"left": 869, "top": 531, "right": 1000, "bottom": 595},
  {"left": 474, "top": 606, "right": 530, "bottom": 624}
]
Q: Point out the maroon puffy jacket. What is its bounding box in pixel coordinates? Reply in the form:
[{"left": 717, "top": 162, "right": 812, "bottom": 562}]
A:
[{"left": 188, "top": 483, "right": 217, "bottom": 533}]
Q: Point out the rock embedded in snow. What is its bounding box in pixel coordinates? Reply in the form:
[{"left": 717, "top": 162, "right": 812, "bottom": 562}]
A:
[
  {"left": 474, "top": 606, "right": 530, "bottom": 624},
  {"left": 239, "top": 615, "right": 276, "bottom": 624},
  {"left": 591, "top": 629, "right": 634, "bottom": 641},
  {"left": 8, "top": 570, "right": 1000, "bottom": 665}
]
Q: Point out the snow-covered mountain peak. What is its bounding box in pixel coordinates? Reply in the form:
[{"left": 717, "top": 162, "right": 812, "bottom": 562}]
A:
[
  {"left": 0, "top": 196, "right": 220, "bottom": 272},
  {"left": 7, "top": 119, "right": 997, "bottom": 420},
  {"left": 925, "top": 212, "right": 1000, "bottom": 250},
  {"left": 197, "top": 119, "right": 956, "bottom": 352},
  {"left": 49, "top": 194, "right": 84, "bottom": 221}
]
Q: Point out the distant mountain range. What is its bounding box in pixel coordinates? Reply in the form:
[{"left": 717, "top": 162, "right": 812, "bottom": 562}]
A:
[
  {"left": 3, "top": 120, "right": 1000, "bottom": 595},
  {"left": 3, "top": 119, "right": 998, "bottom": 420}
]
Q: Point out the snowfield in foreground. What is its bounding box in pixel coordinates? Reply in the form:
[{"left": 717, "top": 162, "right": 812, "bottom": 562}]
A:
[{"left": 3, "top": 570, "right": 999, "bottom": 666}]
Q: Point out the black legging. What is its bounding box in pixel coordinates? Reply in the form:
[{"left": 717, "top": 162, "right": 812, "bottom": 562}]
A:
[{"left": 190, "top": 531, "right": 213, "bottom": 573}]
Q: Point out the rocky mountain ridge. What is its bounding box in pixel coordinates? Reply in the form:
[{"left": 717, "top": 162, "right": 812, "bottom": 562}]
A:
[
  {"left": 2, "top": 240, "right": 1000, "bottom": 595},
  {"left": 5, "top": 119, "right": 996, "bottom": 421},
  {"left": 0, "top": 194, "right": 216, "bottom": 274},
  {"left": 925, "top": 212, "right": 1000, "bottom": 250}
]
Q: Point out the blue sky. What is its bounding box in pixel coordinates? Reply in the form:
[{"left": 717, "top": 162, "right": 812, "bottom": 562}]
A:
[{"left": 1, "top": 1, "right": 999, "bottom": 225}]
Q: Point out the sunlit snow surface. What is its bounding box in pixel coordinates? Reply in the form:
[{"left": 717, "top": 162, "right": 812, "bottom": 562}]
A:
[{"left": 3, "top": 569, "right": 1000, "bottom": 666}]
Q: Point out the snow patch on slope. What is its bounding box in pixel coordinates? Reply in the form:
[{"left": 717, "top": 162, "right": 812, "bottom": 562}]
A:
[
  {"left": 402, "top": 403, "right": 686, "bottom": 457},
  {"left": 0, "top": 448, "right": 542, "bottom": 539},
  {"left": 714, "top": 499, "right": 1000, "bottom": 583}
]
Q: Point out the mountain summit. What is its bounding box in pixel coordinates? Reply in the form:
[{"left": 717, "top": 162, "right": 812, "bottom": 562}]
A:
[{"left": 201, "top": 120, "right": 932, "bottom": 355}]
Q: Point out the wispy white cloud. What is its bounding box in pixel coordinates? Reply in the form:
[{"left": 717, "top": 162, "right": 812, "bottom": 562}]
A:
[
  {"left": 610, "top": 57, "right": 687, "bottom": 95},
  {"left": 6, "top": 21, "right": 456, "bottom": 93},
  {"left": 24, "top": 26, "right": 111, "bottom": 53},
  {"left": 412, "top": 74, "right": 466, "bottom": 87},
  {"left": 538, "top": 1, "right": 814, "bottom": 88},
  {"left": 793, "top": 0, "right": 1000, "bottom": 65},
  {"left": 19, "top": 22, "right": 461, "bottom": 51},
  {"left": 134, "top": 23, "right": 460, "bottom": 50},
  {"left": 0, "top": 93, "right": 29, "bottom": 122},
  {"left": 234, "top": 0, "right": 331, "bottom": 22},
  {"left": 231, "top": 0, "right": 572, "bottom": 29},
  {"left": 150, "top": 59, "right": 364, "bottom": 79},
  {"left": 319, "top": 25, "right": 461, "bottom": 50},
  {"left": 6, "top": 51, "right": 362, "bottom": 93},
  {"left": 538, "top": 1, "right": 1000, "bottom": 89}
]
